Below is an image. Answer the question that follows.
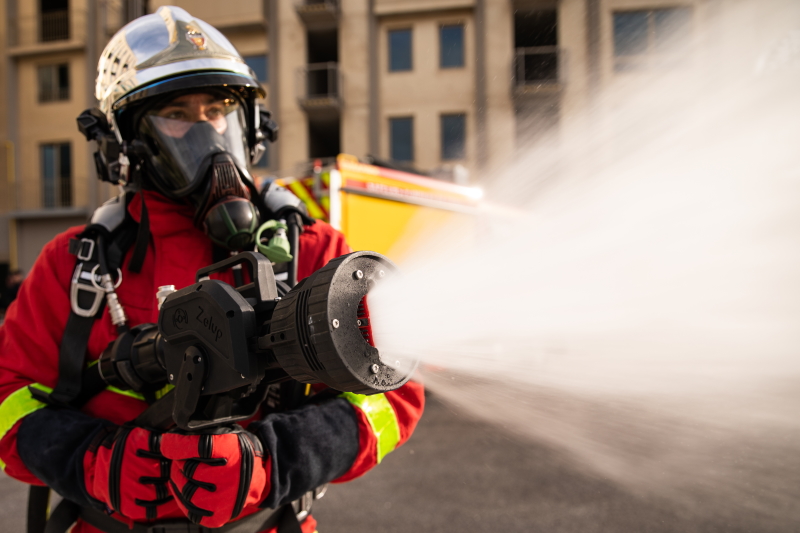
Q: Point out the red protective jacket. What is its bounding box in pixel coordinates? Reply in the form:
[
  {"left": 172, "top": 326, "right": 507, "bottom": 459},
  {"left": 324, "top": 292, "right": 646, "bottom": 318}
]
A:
[{"left": 0, "top": 191, "right": 424, "bottom": 533}]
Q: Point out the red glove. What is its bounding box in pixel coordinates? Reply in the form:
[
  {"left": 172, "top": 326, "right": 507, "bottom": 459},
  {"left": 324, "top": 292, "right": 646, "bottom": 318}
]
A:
[
  {"left": 83, "top": 425, "right": 178, "bottom": 521},
  {"left": 160, "top": 426, "right": 270, "bottom": 528}
]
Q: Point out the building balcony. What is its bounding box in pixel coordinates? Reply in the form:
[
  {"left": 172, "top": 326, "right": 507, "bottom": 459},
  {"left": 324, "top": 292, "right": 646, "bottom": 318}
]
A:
[
  {"left": 296, "top": 62, "right": 343, "bottom": 116},
  {"left": 8, "top": 10, "right": 86, "bottom": 55},
  {"left": 40, "top": 11, "right": 70, "bottom": 42},
  {"left": 5, "top": 177, "right": 75, "bottom": 213},
  {"left": 513, "top": 46, "right": 564, "bottom": 97},
  {"left": 295, "top": 0, "right": 339, "bottom": 29},
  {"left": 39, "top": 86, "right": 70, "bottom": 103}
]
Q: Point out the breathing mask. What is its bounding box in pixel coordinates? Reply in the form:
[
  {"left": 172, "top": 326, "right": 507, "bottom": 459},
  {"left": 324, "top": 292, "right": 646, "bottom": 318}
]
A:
[{"left": 137, "top": 91, "right": 260, "bottom": 250}]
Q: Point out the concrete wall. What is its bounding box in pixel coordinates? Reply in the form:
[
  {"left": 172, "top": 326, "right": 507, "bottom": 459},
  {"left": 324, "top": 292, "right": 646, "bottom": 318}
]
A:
[
  {"left": 16, "top": 51, "right": 90, "bottom": 210},
  {"left": 483, "top": 0, "right": 516, "bottom": 170},
  {"left": 339, "top": 0, "right": 371, "bottom": 159},
  {"left": 378, "top": 9, "right": 476, "bottom": 172},
  {"left": 0, "top": 0, "right": 7, "bottom": 144},
  {"left": 148, "top": 0, "right": 267, "bottom": 54},
  {"left": 375, "top": 0, "right": 475, "bottom": 16},
  {"left": 149, "top": 0, "right": 266, "bottom": 29},
  {"left": 0, "top": 0, "right": 9, "bottom": 265},
  {"left": 0, "top": 217, "right": 8, "bottom": 264},
  {"left": 0, "top": 0, "right": 756, "bottom": 254},
  {"left": 558, "top": 0, "right": 590, "bottom": 126},
  {"left": 227, "top": 29, "right": 269, "bottom": 57},
  {"left": 16, "top": 215, "right": 87, "bottom": 272},
  {"left": 0, "top": 0, "right": 98, "bottom": 269},
  {"left": 275, "top": 1, "right": 308, "bottom": 176}
]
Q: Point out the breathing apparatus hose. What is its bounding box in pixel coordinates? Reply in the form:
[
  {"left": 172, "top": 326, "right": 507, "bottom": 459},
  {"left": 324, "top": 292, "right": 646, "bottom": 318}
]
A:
[{"left": 95, "top": 235, "right": 128, "bottom": 333}]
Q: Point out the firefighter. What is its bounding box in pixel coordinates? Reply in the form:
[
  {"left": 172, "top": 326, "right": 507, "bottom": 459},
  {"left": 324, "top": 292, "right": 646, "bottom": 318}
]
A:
[{"left": 0, "top": 6, "right": 424, "bottom": 533}]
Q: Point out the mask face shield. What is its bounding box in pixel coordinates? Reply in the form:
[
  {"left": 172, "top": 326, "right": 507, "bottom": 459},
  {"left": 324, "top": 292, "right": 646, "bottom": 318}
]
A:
[{"left": 138, "top": 91, "right": 250, "bottom": 198}]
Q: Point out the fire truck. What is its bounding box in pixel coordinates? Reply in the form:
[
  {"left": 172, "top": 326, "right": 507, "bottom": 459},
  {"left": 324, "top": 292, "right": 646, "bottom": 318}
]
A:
[{"left": 272, "top": 154, "right": 484, "bottom": 263}]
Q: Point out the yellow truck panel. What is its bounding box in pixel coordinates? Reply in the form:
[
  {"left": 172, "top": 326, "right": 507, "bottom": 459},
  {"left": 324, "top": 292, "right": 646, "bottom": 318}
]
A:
[{"left": 278, "top": 155, "right": 483, "bottom": 263}]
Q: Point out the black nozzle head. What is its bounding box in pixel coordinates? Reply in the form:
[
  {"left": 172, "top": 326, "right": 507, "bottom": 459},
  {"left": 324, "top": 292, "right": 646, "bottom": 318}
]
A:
[{"left": 265, "top": 251, "right": 416, "bottom": 394}]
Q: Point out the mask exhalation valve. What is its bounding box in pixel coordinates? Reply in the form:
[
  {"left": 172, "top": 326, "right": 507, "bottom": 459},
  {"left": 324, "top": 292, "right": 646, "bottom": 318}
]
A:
[{"left": 198, "top": 154, "right": 260, "bottom": 251}]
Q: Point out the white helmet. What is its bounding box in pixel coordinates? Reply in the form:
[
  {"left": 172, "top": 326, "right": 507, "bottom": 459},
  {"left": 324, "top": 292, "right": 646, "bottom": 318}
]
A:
[
  {"left": 96, "top": 6, "right": 263, "bottom": 131},
  {"left": 80, "top": 6, "right": 278, "bottom": 251},
  {"left": 88, "top": 6, "right": 275, "bottom": 191}
]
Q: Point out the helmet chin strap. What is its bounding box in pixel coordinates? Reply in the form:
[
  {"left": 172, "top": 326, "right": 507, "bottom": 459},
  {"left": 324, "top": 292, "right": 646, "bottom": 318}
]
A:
[{"left": 193, "top": 153, "right": 261, "bottom": 251}]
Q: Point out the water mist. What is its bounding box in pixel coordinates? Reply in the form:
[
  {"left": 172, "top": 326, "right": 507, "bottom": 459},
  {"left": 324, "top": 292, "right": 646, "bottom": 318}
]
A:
[{"left": 369, "top": 1, "right": 800, "bottom": 529}]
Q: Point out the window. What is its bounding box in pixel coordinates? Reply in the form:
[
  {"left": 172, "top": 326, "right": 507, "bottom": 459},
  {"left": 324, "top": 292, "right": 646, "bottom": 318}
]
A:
[
  {"left": 388, "top": 29, "right": 412, "bottom": 72},
  {"left": 514, "top": 10, "right": 559, "bottom": 84},
  {"left": 244, "top": 55, "right": 268, "bottom": 82},
  {"left": 515, "top": 10, "right": 557, "bottom": 48},
  {"left": 41, "top": 143, "right": 71, "bottom": 208},
  {"left": 307, "top": 29, "right": 338, "bottom": 63},
  {"left": 309, "top": 117, "right": 341, "bottom": 159},
  {"left": 440, "top": 24, "right": 464, "bottom": 68},
  {"left": 389, "top": 117, "right": 414, "bottom": 162},
  {"left": 38, "top": 63, "right": 69, "bottom": 102},
  {"left": 441, "top": 114, "right": 466, "bottom": 161},
  {"left": 613, "top": 8, "right": 692, "bottom": 71},
  {"left": 40, "top": 0, "right": 69, "bottom": 42}
]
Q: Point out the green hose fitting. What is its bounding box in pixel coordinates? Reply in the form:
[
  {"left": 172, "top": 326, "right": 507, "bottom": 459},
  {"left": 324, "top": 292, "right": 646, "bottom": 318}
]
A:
[{"left": 255, "top": 220, "right": 293, "bottom": 264}]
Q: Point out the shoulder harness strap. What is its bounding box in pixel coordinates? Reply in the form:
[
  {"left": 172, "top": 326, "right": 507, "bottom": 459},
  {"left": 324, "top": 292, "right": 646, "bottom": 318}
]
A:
[{"left": 36, "top": 193, "right": 142, "bottom": 407}]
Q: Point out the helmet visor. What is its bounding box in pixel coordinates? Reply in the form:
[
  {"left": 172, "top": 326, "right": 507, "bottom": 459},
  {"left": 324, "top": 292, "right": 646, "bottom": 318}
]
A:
[{"left": 140, "top": 92, "right": 249, "bottom": 196}]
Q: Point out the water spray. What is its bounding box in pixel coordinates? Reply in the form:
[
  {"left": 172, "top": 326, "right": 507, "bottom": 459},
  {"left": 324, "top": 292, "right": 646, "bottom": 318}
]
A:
[{"left": 367, "top": 1, "right": 800, "bottom": 528}]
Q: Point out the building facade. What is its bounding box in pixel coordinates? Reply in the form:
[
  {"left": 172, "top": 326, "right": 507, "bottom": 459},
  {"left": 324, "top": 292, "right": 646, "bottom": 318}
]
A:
[{"left": 1, "top": 0, "right": 716, "bottom": 275}]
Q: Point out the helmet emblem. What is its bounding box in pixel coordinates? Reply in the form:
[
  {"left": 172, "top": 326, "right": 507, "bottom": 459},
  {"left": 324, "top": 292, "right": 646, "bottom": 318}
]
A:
[{"left": 185, "top": 25, "right": 207, "bottom": 50}]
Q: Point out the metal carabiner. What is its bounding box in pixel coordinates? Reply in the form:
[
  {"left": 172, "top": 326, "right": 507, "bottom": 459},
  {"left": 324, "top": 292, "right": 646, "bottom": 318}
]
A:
[
  {"left": 88, "top": 264, "right": 123, "bottom": 291},
  {"left": 70, "top": 263, "right": 105, "bottom": 318}
]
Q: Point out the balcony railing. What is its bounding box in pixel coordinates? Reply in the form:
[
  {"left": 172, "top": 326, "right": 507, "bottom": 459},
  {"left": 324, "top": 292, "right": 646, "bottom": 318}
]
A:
[
  {"left": 295, "top": 0, "right": 339, "bottom": 28},
  {"left": 39, "top": 86, "right": 70, "bottom": 103},
  {"left": 42, "top": 176, "right": 72, "bottom": 208},
  {"left": 40, "top": 11, "right": 70, "bottom": 42},
  {"left": 514, "top": 46, "right": 563, "bottom": 92},
  {"left": 296, "top": 62, "right": 343, "bottom": 113},
  {"left": 3, "top": 177, "right": 76, "bottom": 212},
  {"left": 9, "top": 10, "right": 86, "bottom": 48}
]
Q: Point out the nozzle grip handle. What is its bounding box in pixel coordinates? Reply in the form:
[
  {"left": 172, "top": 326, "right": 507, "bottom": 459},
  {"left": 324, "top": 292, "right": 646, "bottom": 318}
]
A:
[
  {"left": 195, "top": 251, "right": 278, "bottom": 302},
  {"left": 173, "top": 346, "right": 207, "bottom": 431}
]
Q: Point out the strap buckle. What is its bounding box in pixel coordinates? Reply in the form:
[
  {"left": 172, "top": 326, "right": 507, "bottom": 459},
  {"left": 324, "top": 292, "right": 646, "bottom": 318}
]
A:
[
  {"left": 293, "top": 485, "right": 325, "bottom": 523},
  {"left": 77, "top": 238, "right": 95, "bottom": 261},
  {"left": 70, "top": 262, "right": 105, "bottom": 318}
]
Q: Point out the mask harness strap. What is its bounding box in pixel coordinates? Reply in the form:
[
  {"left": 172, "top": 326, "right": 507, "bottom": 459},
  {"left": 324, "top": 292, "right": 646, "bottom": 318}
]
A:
[{"left": 128, "top": 190, "right": 150, "bottom": 273}]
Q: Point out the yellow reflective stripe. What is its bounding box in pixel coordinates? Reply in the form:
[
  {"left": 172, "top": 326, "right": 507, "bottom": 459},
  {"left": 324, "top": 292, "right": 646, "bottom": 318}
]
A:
[
  {"left": 340, "top": 392, "right": 400, "bottom": 463},
  {"left": 105, "top": 385, "right": 145, "bottom": 401},
  {"left": 84, "top": 360, "right": 174, "bottom": 401},
  {"left": 0, "top": 383, "right": 53, "bottom": 469},
  {"left": 287, "top": 181, "right": 326, "bottom": 219},
  {"left": 0, "top": 383, "right": 52, "bottom": 441},
  {"left": 154, "top": 383, "right": 174, "bottom": 400},
  {"left": 105, "top": 383, "right": 174, "bottom": 402},
  {"left": 0, "top": 380, "right": 175, "bottom": 471}
]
